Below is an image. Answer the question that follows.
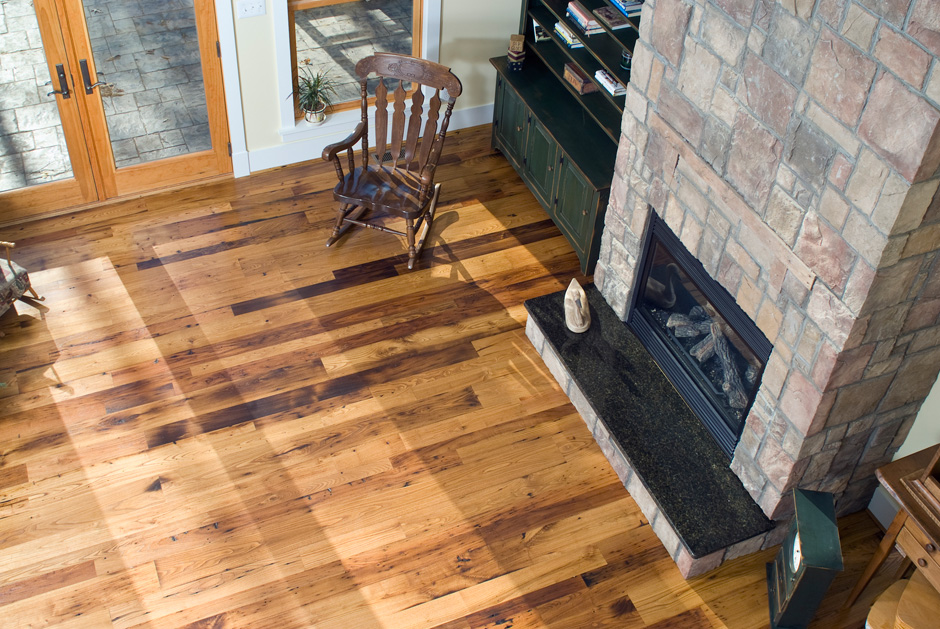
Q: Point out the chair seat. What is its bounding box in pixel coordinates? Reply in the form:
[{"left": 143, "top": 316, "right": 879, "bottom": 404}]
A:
[
  {"left": 1, "top": 259, "right": 30, "bottom": 316},
  {"left": 333, "top": 166, "right": 427, "bottom": 219}
]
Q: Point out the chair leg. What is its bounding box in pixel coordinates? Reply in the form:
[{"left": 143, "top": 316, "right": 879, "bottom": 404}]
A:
[
  {"left": 408, "top": 183, "right": 441, "bottom": 271},
  {"left": 406, "top": 218, "right": 417, "bottom": 270},
  {"left": 25, "top": 285, "right": 44, "bottom": 302},
  {"left": 325, "top": 204, "right": 367, "bottom": 247}
]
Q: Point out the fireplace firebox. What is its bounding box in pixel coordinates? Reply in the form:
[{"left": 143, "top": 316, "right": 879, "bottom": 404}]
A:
[{"left": 628, "top": 211, "right": 772, "bottom": 458}]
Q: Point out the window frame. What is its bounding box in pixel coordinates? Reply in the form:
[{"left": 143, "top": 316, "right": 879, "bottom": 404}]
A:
[{"left": 275, "top": 0, "right": 440, "bottom": 141}]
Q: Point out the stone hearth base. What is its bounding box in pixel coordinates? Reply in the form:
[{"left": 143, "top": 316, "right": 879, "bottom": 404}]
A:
[{"left": 525, "top": 285, "right": 783, "bottom": 577}]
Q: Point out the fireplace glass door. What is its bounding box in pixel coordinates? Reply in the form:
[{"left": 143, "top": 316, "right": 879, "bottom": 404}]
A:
[{"left": 628, "top": 211, "right": 772, "bottom": 457}]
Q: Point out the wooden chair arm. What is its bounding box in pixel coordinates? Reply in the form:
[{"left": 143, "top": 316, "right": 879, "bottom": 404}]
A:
[
  {"left": 0, "top": 241, "right": 13, "bottom": 266},
  {"left": 322, "top": 122, "right": 366, "bottom": 185},
  {"left": 322, "top": 122, "right": 366, "bottom": 163}
]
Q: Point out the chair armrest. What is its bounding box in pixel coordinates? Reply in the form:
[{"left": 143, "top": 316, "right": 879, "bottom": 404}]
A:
[{"left": 322, "top": 122, "right": 366, "bottom": 162}]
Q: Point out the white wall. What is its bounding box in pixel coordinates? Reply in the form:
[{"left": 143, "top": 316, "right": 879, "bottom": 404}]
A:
[
  {"left": 222, "top": 0, "right": 518, "bottom": 174},
  {"left": 439, "top": 1, "right": 520, "bottom": 110}
]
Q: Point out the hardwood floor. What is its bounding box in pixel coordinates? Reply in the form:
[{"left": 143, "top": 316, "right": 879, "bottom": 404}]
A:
[{"left": 0, "top": 125, "right": 903, "bottom": 627}]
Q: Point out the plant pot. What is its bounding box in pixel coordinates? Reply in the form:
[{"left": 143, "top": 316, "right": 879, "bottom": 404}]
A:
[{"left": 304, "top": 105, "right": 327, "bottom": 124}]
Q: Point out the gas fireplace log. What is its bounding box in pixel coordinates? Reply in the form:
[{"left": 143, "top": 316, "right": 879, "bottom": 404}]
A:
[
  {"left": 710, "top": 322, "right": 748, "bottom": 409},
  {"left": 691, "top": 335, "right": 716, "bottom": 362},
  {"left": 666, "top": 313, "right": 712, "bottom": 337}
]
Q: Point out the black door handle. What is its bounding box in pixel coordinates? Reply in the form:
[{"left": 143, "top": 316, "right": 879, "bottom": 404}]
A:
[
  {"left": 79, "top": 59, "right": 105, "bottom": 94},
  {"left": 47, "top": 64, "right": 71, "bottom": 98}
]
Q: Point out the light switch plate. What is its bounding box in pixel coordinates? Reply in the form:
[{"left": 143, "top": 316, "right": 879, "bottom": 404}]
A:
[{"left": 237, "top": 0, "right": 266, "bottom": 18}]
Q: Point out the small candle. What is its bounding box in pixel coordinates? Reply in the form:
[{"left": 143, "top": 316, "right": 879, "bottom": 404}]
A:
[{"left": 621, "top": 50, "right": 632, "bottom": 71}]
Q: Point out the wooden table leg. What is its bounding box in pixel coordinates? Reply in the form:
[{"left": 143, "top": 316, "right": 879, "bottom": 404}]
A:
[{"left": 844, "top": 509, "right": 908, "bottom": 609}]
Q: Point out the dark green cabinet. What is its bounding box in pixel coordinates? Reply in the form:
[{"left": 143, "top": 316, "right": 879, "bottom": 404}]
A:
[
  {"left": 490, "top": 0, "right": 639, "bottom": 274},
  {"left": 523, "top": 116, "right": 557, "bottom": 207},
  {"left": 493, "top": 78, "right": 526, "bottom": 170},
  {"left": 554, "top": 155, "right": 595, "bottom": 260}
]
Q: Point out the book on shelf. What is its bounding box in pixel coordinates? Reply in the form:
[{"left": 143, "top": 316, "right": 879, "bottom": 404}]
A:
[
  {"left": 610, "top": 0, "right": 644, "bottom": 18},
  {"left": 563, "top": 62, "right": 598, "bottom": 95},
  {"left": 592, "top": 6, "right": 632, "bottom": 30},
  {"left": 554, "top": 21, "right": 584, "bottom": 48},
  {"left": 566, "top": 1, "right": 604, "bottom": 34},
  {"left": 566, "top": 1, "right": 595, "bottom": 25},
  {"left": 595, "top": 69, "right": 627, "bottom": 96},
  {"left": 567, "top": 14, "right": 604, "bottom": 36},
  {"left": 533, "top": 19, "right": 551, "bottom": 42}
]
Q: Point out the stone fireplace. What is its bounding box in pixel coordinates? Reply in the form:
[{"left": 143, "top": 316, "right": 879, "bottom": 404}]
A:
[
  {"left": 527, "top": 0, "right": 940, "bottom": 575},
  {"left": 630, "top": 210, "right": 773, "bottom": 457}
]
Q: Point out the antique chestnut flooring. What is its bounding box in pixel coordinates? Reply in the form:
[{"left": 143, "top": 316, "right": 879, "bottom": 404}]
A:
[{"left": 0, "top": 125, "right": 903, "bottom": 627}]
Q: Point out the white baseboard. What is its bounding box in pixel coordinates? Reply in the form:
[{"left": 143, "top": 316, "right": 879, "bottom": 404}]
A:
[
  {"left": 868, "top": 486, "right": 900, "bottom": 529},
  {"left": 244, "top": 103, "right": 494, "bottom": 175},
  {"left": 232, "top": 151, "right": 251, "bottom": 178}
]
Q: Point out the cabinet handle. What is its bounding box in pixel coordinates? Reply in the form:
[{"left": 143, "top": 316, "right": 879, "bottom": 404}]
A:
[
  {"left": 516, "top": 126, "right": 522, "bottom": 132},
  {"left": 927, "top": 543, "right": 937, "bottom": 552},
  {"left": 582, "top": 209, "right": 587, "bottom": 216},
  {"left": 547, "top": 165, "right": 553, "bottom": 172},
  {"left": 918, "top": 558, "right": 928, "bottom": 567}
]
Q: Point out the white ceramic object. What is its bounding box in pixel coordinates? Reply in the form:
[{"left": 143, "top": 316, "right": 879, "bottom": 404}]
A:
[{"left": 564, "top": 277, "right": 590, "bottom": 333}]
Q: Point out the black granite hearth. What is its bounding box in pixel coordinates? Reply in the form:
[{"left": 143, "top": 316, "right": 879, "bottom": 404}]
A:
[{"left": 525, "top": 284, "right": 773, "bottom": 558}]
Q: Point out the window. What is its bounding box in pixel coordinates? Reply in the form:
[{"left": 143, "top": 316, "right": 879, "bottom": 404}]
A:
[
  {"left": 274, "top": 0, "right": 440, "bottom": 140},
  {"left": 288, "top": 0, "right": 421, "bottom": 114}
]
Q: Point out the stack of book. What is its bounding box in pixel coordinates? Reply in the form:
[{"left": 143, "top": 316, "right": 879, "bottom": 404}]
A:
[
  {"left": 611, "top": 0, "right": 644, "bottom": 18},
  {"left": 563, "top": 62, "right": 597, "bottom": 94},
  {"left": 595, "top": 69, "right": 627, "bottom": 96},
  {"left": 554, "top": 21, "right": 584, "bottom": 48},
  {"left": 592, "top": 6, "right": 632, "bottom": 30},
  {"left": 566, "top": 1, "right": 603, "bottom": 36}
]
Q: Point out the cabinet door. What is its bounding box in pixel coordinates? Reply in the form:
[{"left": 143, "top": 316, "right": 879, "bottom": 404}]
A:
[
  {"left": 554, "top": 156, "right": 595, "bottom": 256},
  {"left": 494, "top": 78, "right": 527, "bottom": 168},
  {"left": 523, "top": 116, "right": 557, "bottom": 208}
]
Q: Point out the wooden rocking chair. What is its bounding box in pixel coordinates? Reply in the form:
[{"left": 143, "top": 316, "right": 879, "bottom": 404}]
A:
[{"left": 321, "top": 53, "right": 462, "bottom": 270}]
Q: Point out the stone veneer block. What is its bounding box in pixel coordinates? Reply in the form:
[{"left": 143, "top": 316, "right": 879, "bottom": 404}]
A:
[
  {"left": 714, "top": 0, "right": 756, "bottom": 27},
  {"left": 908, "top": 0, "right": 940, "bottom": 55},
  {"left": 842, "top": 3, "right": 879, "bottom": 51},
  {"left": 763, "top": 8, "right": 816, "bottom": 85},
  {"left": 875, "top": 26, "right": 932, "bottom": 89},
  {"left": 858, "top": 0, "right": 910, "bottom": 27},
  {"left": 651, "top": 0, "right": 692, "bottom": 67},
  {"left": 524, "top": 285, "right": 773, "bottom": 562},
  {"left": 727, "top": 111, "right": 782, "bottom": 209},
  {"left": 794, "top": 212, "right": 857, "bottom": 294},
  {"left": 742, "top": 53, "right": 798, "bottom": 137},
  {"left": 859, "top": 72, "right": 940, "bottom": 183},
  {"left": 805, "top": 29, "right": 877, "bottom": 127}
]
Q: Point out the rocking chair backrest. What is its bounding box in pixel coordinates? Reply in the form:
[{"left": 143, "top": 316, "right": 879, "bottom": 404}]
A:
[{"left": 354, "top": 53, "right": 462, "bottom": 176}]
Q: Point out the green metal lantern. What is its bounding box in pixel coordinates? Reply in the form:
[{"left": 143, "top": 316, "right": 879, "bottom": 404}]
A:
[{"left": 767, "top": 489, "right": 844, "bottom": 629}]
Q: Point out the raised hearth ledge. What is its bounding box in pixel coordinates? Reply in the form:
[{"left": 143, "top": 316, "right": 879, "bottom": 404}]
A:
[{"left": 525, "top": 285, "right": 781, "bottom": 578}]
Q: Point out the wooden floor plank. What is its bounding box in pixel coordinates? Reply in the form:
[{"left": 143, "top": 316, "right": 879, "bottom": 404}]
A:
[{"left": 0, "top": 124, "right": 900, "bottom": 628}]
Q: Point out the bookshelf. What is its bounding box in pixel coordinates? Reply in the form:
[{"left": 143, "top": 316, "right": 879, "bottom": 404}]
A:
[{"left": 490, "top": 0, "right": 641, "bottom": 275}]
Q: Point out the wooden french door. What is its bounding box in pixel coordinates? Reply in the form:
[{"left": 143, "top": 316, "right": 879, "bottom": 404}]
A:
[{"left": 1, "top": 0, "right": 231, "bottom": 223}]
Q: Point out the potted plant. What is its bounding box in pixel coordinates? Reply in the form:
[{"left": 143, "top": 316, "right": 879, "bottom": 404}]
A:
[{"left": 295, "top": 64, "right": 337, "bottom": 124}]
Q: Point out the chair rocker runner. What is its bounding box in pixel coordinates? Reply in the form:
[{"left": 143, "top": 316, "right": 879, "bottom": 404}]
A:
[{"left": 321, "top": 53, "right": 463, "bottom": 270}]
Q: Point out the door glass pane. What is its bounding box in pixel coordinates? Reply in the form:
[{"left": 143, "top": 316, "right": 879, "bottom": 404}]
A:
[
  {"left": 294, "top": 0, "right": 414, "bottom": 104},
  {"left": 0, "top": 2, "right": 73, "bottom": 193},
  {"left": 84, "top": 0, "right": 211, "bottom": 168}
]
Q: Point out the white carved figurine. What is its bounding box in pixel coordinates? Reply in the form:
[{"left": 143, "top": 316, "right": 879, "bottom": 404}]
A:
[{"left": 564, "top": 277, "right": 591, "bottom": 333}]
